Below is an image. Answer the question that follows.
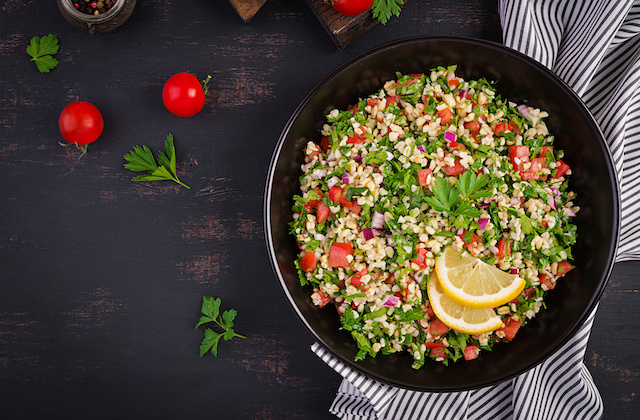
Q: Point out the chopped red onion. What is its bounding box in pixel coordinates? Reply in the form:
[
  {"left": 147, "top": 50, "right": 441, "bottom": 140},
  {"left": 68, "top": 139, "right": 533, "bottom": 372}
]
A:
[
  {"left": 326, "top": 152, "right": 336, "bottom": 162},
  {"left": 354, "top": 155, "right": 361, "bottom": 162},
  {"left": 417, "top": 145, "right": 425, "bottom": 152},
  {"left": 547, "top": 194, "right": 557, "bottom": 211},
  {"left": 327, "top": 176, "right": 340, "bottom": 188},
  {"left": 362, "top": 228, "right": 374, "bottom": 241},
  {"left": 509, "top": 268, "right": 518, "bottom": 275},
  {"left": 458, "top": 88, "right": 467, "bottom": 98},
  {"left": 447, "top": 70, "right": 456, "bottom": 81},
  {"left": 414, "top": 271, "right": 424, "bottom": 284},
  {"left": 386, "top": 233, "right": 396, "bottom": 247},
  {"left": 552, "top": 187, "right": 560, "bottom": 197},
  {"left": 510, "top": 197, "right": 521, "bottom": 206},
  {"left": 382, "top": 295, "right": 400, "bottom": 307},
  {"left": 371, "top": 211, "right": 385, "bottom": 229},
  {"left": 563, "top": 207, "right": 577, "bottom": 217},
  {"left": 517, "top": 104, "right": 531, "bottom": 119},
  {"left": 477, "top": 217, "right": 490, "bottom": 230},
  {"left": 456, "top": 227, "right": 464, "bottom": 236},
  {"left": 314, "top": 233, "right": 326, "bottom": 241},
  {"left": 342, "top": 173, "right": 351, "bottom": 184},
  {"left": 444, "top": 131, "right": 457, "bottom": 142},
  {"left": 487, "top": 245, "right": 499, "bottom": 254}
]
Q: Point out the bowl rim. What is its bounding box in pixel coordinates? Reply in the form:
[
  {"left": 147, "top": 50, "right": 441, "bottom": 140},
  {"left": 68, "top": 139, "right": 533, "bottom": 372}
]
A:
[{"left": 264, "top": 34, "right": 621, "bottom": 391}]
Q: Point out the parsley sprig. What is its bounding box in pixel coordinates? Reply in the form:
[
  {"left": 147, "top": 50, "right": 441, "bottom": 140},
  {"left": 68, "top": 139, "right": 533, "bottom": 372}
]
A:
[
  {"left": 26, "top": 34, "right": 59, "bottom": 73},
  {"left": 123, "top": 133, "right": 190, "bottom": 189},
  {"left": 196, "top": 295, "right": 246, "bottom": 357},
  {"left": 424, "top": 171, "right": 491, "bottom": 221},
  {"left": 371, "top": 0, "right": 404, "bottom": 24}
]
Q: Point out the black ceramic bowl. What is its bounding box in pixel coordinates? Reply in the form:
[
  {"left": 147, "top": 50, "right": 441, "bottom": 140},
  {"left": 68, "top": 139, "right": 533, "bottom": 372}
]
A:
[{"left": 264, "top": 36, "right": 619, "bottom": 391}]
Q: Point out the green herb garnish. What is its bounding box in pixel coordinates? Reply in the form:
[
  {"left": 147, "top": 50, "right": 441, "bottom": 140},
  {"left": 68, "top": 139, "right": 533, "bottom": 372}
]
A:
[
  {"left": 123, "top": 133, "right": 190, "bottom": 189},
  {"left": 371, "top": 0, "right": 404, "bottom": 24},
  {"left": 196, "top": 295, "right": 246, "bottom": 357},
  {"left": 26, "top": 34, "right": 59, "bottom": 73}
]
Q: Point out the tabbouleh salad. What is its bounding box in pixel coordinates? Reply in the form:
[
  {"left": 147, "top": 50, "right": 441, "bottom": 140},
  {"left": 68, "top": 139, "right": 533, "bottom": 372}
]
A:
[{"left": 289, "top": 65, "right": 578, "bottom": 367}]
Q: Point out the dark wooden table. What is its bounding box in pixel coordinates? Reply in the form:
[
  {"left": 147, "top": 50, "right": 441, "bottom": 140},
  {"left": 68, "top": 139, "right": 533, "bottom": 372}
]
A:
[{"left": 1, "top": 1, "right": 638, "bottom": 418}]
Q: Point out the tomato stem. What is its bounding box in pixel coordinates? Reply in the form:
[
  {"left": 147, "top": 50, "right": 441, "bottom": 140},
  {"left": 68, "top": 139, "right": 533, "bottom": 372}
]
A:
[{"left": 201, "top": 75, "right": 211, "bottom": 96}]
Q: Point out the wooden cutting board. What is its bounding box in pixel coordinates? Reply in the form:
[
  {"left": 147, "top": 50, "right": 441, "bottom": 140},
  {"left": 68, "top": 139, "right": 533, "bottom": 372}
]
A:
[
  {"left": 305, "top": 0, "right": 410, "bottom": 49},
  {"left": 227, "top": 0, "right": 409, "bottom": 48},
  {"left": 227, "top": 0, "right": 268, "bottom": 23}
]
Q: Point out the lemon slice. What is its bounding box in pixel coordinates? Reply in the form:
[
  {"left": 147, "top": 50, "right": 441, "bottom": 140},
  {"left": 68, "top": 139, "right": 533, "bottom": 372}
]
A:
[
  {"left": 435, "top": 246, "right": 526, "bottom": 309},
  {"left": 427, "top": 275, "right": 503, "bottom": 335}
]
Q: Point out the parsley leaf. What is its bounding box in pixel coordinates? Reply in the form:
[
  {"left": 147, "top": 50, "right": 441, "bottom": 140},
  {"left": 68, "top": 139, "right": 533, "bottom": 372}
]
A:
[
  {"left": 26, "top": 34, "right": 59, "bottom": 73},
  {"left": 371, "top": 0, "right": 404, "bottom": 24},
  {"left": 124, "top": 133, "right": 190, "bottom": 189},
  {"left": 425, "top": 177, "right": 459, "bottom": 213},
  {"left": 456, "top": 171, "right": 491, "bottom": 200},
  {"left": 196, "top": 295, "right": 245, "bottom": 357}
]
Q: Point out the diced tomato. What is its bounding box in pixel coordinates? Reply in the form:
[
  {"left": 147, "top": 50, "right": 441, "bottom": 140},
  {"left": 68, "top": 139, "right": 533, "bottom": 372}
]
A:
[
  {"left": 493, "top": 122, "right": 508, "bottom": 136},
  {"left": 429, "top": 319, "right": 450, "bottom": 337},
  {"left": 347, "top": 133, "right": 367, "bottom": 144},
  {"left": 521, "top": 156, "right": 547, "bottom": 181},
  {"left": 424, "top": 342, "right": 445, "bottom": 349},
  {"left": 367, "top": 98, "right": 379, "bottom": 107},
  {"left": 304, "top": 199, "right": 321, "bottom": 211},
  {"left": 508, "top": 120, "right": 521, "bottom": 135},
  {"left": 430, "top": 347, "right": 447, "bottom": 359},
  {"left": 458, "top": 230, "right": 480, "bottom": 253},
  {"left": 338, "top": 196, "right": 352, "bottom": 208},
  {"left": 350, "top": 275, "right": 363, "bottom": 288},
  {"left": 538, "top": 146, "right": 554, "bottom": 158},
  {"left": 426, "top": 306, "right": 435, "bottom": 319},
  {"left": 539, "top": 273, "right": 556, "bottom": 290},
  {"left": 417, "top": 168, "right": 432, "bottom": 187},
  {"left": 497, "top": 317, "right": 522, "bottom": 341},
  {"left": 412, "top": 248, "right": 429, "bottom": 270},
  {"left": 494, "top": 120, "right": 521, "bottom": 136},
  {"left": 494, "top": 238, "right": 510, "bottom": 259},
  {"left": 510, "top": 287, "right": 535, "bottom": 304},
  {"left": 313, "top": 290, "right": 332, "bottom": 308},
  {"left": 464, "top": 120, "right": 482, "bottom": 138},
  {"left": 442, "top": 155, "right": 466, "bottom": 176},
  {"left": 557, "top": 260, "right": 574, "bottom": 277},
  {"left": 347, "top": 104, "right": 359, "bottom": 115},
  {"left": 329, "top": 242, "right": 353, "bottom": 267},
  {"left": 398, "top": 74, "right": 422, "bottom": 86},
  {"left": 508, "top": 145, "right": 530, "bottom": 173},
  {"left": 328, "top": 186, "right": 343, "bottom": 203},
  {"left": 316, "top": 202, "right": 330, "bottom": 224},
  {"left": 320, "top": 135, "right": 330, "bottom": 152},
  {"left": 448, "top": 141, "right": 467, "bottom": 152},
  {"left": 463, "top": 345, "right": 480, "bottom": 361},
  {"left": 553, "top": 159, "right": 570, "bottom": 178},
  {"left": 299, "top": 251, "right": 317, "bottom": 272},
  {"left": 448, "top": 78, "right": 460, "bottom": 87},
  {"left": 438, "top": 108, "right": 454, "bottom": 125},
  {"left": 383, "top": 96, "right": 398, "bottom": 110},
  {"left": 349, "top": 200, "right": 362, "bottom": 215}
]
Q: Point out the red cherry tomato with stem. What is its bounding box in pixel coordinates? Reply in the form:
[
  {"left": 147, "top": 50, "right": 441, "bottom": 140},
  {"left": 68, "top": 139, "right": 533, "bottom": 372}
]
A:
[
  {"left": 58, "top": 101, "right": 104, "bottom": 154},
  {"left": 331, "top": 0, "right": 374, "bottom": 16},
  {"left": 162, "top": 72, "right": 211, "bottom": 117}
]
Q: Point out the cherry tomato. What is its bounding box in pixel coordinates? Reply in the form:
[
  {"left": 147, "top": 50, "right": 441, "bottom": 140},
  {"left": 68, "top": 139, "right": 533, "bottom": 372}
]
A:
[
  {"left": 331, "top": 0, "right": 373, "bottom": 16},
  {"left": 162, "top": 72, "right": 209, "bottom": 117},
  {"left": 58, "top": 101, "right": 104, "bottom": 146}
]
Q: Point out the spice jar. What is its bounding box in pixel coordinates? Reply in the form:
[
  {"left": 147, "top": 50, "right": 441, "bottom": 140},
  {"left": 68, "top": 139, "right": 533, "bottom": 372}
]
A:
[{"left": 57, "top": 0, "right": 137, "bottom": 35}]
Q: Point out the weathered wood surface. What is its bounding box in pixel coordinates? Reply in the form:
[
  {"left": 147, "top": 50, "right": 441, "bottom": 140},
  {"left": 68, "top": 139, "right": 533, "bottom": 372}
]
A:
[{"left": 0, "top": 0, "right": 637, "bottom": 418}]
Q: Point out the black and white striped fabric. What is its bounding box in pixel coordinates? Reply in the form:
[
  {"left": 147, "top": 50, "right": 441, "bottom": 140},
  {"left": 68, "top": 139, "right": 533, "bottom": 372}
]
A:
[{"left": 313, "top": 0, "right": 640, "bottom": 418}]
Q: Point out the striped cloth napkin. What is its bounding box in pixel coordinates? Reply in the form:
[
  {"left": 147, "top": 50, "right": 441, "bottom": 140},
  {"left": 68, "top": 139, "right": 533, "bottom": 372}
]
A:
[{"left": 313, "top": 0, "right": 640, "bottom": 418}]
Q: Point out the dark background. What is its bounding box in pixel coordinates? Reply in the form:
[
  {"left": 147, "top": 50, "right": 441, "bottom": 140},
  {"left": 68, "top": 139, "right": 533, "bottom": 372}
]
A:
[{"left": 0, "top": 1, "right": 637, "bottom": 419}]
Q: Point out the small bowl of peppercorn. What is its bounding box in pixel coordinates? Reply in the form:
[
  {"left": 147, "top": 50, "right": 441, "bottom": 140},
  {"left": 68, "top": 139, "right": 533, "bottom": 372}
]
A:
[{"left": 57, "top": 0, "right": 137, "bottom": 35}]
